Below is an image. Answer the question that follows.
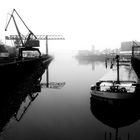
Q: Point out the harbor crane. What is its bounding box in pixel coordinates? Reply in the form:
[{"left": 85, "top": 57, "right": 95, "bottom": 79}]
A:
[
  {"left": 5, "top": 9, "right": 39, "bottom": 48},
  {"left": 5, "top": 9, "right": 65, "bottom": 54}
]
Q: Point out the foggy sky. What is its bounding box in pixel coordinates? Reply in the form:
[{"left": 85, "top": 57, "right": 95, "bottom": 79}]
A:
[{"left": 1, "top": 0, "right": 140, "bottom": 53}]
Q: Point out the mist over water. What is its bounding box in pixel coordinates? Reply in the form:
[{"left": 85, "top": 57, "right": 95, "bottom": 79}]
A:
[{"left": 1, "top": 53, "right": 140, "bottom": 140}]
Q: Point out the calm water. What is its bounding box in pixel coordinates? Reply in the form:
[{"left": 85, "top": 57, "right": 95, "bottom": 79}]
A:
[{"left": 1, "top": 53, "right": 140, "bottom": 140}]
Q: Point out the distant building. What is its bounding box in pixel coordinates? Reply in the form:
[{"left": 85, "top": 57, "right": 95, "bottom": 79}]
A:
[
  {"left": 121, "top": 41, "right": 132, "bottom": 51},
  {"left": 120, "top": 41, "right": 140, "bottom": 55},
  {"left": 120, "top": 41, "right": 140, "bottom": 51}
]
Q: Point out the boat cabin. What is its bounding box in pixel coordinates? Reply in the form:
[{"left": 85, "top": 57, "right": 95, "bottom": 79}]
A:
[
  {"left": 91, "top": 80, "right": 136, "bottom": 93},
  {"left": 18, "top": 47, "right": 41, "bottom": 59}
]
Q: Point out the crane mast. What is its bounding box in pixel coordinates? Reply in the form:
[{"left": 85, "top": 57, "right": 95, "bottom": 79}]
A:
[
  {"left": 5, "top": 9, "right": 65, "bottom": 55},
  {"left": 5, "top": 9, "right": 39, "bottom": 48},
  {"left": 5, "top": 9, "right": 24, "bottom": 46}
]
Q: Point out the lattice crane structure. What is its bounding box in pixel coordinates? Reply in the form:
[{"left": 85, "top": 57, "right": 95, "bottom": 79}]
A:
[
  {"left": 5, "top": 35, "right": 65, "bottom": 54},
  {"left": 5, "top": 9, "right": 65, "bottom": 54}
]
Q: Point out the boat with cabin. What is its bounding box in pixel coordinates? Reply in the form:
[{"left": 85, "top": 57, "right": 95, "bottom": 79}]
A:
[{"left": 90, "top": 55, "right": 140, "bottom": 100}]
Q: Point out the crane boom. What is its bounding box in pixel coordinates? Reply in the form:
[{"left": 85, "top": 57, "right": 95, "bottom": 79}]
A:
[
  {"left": 5, "top": 9, "right": 24, "bottom": 46},
  {"left": 5, "top": 9, "right": 37, "bottom": 39},
  {"left": 5, "top": 9, "right": 39, "bottom": 47},
  {"left": 5, "top": 10, "right": 14, "bottom": 31},
  {"left": 5, "top": 35, "right": 65, "bottom": 40}
]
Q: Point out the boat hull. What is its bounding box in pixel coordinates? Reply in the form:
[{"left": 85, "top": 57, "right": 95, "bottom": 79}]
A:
[
  {"left": 91, "top": 90, "right": 138, "bottom": 100},
  {"left": 131, "top": 56, "right": 140, "bottom": 78},
  {"left": 0, "top": 55, "right": 53, "bottom": 85}
]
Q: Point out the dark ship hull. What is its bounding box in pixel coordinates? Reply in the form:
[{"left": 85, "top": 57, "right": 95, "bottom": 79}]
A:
[
  {"left": 0, "top": 58, "right": 52, "bottom": 135},
  {"left": 131, "top": 56, "right": 140, "bottom": 78},
  {"left": 1, "top": 9, "right": 54, "bottom": 86},
  {"left": 0, "top": 55, "right": 53, "bottom": 85}
]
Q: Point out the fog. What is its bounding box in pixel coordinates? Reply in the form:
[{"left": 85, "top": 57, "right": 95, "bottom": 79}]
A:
[{"left": 1, "top": 0, "right": 140, "bottom": 54}]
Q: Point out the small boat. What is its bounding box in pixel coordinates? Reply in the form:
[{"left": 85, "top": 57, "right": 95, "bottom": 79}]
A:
[{"left": 90, "top": 55, "right": 140, "bottom": 100}]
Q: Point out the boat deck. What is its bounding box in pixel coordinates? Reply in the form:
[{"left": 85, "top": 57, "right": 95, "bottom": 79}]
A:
[{"left": 90, "top": 64, "right": 140, "bottom": 100}]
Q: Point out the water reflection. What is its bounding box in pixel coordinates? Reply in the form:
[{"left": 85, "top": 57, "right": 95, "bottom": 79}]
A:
[
  {"left": 90, "top": 96, "right": 140, "bottom": 140},
  {"left": 41, "top": 64, "right": 66, "bottom": 89},
  {"left": 75, "top": 56, "right": 105, "bottom": 71},
  {"left": 0, "top": 59, "right": 52, "bottom": 135}
]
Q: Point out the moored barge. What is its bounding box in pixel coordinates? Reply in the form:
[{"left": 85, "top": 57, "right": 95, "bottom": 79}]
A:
[{"left": 91, "top": 55, "right": 140, "bottom": 100}]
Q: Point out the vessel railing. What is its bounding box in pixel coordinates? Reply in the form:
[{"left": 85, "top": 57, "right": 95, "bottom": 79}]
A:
[{"left": 93, "top": 82, "right": 137, "bottom": 93}]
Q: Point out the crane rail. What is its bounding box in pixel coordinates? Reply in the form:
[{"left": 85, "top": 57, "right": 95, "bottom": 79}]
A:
[{"left": 5, "top": 35, "right": 65, "bottom": 40}]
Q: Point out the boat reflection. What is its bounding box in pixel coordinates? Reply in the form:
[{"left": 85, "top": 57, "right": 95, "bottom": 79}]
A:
[
  {"left": 90, "top": 96, "right": 140, "bottom": 140},
  {"left": 0, "top": 59, "right": 52, "bottom": 135}
]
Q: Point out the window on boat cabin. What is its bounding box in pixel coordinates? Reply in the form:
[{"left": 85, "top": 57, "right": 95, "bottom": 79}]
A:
[
  {"left": 100, "top": 82, "right": 113, "bottom": 91},
  {"left": 22, "top": 51, "right": 40, "bottom": 58}
]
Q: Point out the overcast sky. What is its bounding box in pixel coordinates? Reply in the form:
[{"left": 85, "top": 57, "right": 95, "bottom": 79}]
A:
[{"left": 1, "top": 0, "right": 140, "bottom": 53}]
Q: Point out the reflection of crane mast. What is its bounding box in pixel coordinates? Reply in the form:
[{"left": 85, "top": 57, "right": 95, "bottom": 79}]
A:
[{"left": 41, "top": 66, "right": 66, "bottom": 89}]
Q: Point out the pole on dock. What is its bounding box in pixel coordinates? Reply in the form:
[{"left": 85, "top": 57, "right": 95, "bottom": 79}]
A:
[
  {"left": 116, "top": 55, "right": 120, "bottom": 84},
  {"left": 46, "top": 35, "right": 48, "bottom": 55}
]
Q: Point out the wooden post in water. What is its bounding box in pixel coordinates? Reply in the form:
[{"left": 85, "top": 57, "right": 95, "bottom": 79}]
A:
[
  {"left": 109, "top": 132, "right": 112, "bottom": 140},
  {"left": 105, "top": 132, "right": 107, "bottom": 140},
  {"left": 115, "top": 128, "right": 118, "bottom": 140},
  {"left": 46, "top": 65, "right": 49, "bottom": 88}
]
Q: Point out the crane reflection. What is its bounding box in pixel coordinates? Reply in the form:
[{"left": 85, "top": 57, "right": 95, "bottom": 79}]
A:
[{"left": 0, "top": 58, "right": 52, "bottom": 135}]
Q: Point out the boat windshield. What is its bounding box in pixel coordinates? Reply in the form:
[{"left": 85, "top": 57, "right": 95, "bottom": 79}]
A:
[
  {"left": 100, "top": 81, "right": 113, "bottom": 91},
  {"left": 22, "top": 50, "right": 40, "bottom": 58},
  {"left": 99, "top": 81, "right": 136, "bottom": 93}
]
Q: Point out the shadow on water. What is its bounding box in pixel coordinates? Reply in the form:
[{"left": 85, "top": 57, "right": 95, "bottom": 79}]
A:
[
  {"left": 0, "top": 59, "right": 52, "bottom": 136},
  {"left": 90, "top": 96, "right": 140, "bottom": 140}
]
